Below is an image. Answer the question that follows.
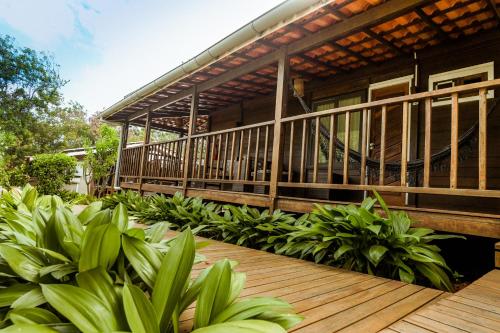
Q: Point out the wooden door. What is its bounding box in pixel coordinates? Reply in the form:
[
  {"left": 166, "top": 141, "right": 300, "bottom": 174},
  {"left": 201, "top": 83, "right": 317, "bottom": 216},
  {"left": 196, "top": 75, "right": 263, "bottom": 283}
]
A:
[{"left": 368, "top": 82, "right": 409, "bottom": 206}]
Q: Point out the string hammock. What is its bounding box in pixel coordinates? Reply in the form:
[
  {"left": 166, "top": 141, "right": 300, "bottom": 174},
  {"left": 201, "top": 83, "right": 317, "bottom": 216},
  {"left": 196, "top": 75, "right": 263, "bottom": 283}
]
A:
[{"left": 289, "top": 81, "right": 499, "bottom": 185}]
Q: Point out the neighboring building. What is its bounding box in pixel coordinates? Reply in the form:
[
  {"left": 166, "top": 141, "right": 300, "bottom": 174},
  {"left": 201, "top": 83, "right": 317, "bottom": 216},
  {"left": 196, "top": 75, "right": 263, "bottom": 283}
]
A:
[
  {"left": 101, "top": 0, "right": 500, "bottom": 239},
  {"left": 62, "top": 147, "right": 88, "bottom": 194}
]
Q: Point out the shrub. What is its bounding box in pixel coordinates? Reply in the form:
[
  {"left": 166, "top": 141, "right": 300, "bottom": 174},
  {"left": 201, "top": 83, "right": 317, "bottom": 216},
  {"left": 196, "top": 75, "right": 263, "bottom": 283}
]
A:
[
  {"left": 28, "top": 153, "right": 77, "bottom": 195},
  {"left": 0, "top": 185, "right": 302, "bottom": 332}
]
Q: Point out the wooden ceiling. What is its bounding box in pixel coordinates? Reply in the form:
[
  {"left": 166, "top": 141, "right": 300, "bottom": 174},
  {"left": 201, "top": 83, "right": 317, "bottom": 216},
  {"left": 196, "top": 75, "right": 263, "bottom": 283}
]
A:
[{"left": 115, "top": 0, "right": 500, "bottom": 133}]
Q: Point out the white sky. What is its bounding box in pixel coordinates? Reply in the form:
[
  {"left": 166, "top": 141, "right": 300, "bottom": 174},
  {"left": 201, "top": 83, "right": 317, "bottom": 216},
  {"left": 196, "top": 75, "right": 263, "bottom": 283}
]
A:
[{"left": 0, "top": 0, "right": 284, "bottom": 114}]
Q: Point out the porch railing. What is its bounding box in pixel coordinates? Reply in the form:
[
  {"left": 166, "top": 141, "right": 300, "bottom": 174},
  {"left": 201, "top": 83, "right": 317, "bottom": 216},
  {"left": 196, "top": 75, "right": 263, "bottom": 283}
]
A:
[
  {"left": 142, "top": 137, "right": 187, "bottom": 182},
  {"left": 279, "top": 78, "right": 500, "bottom": 198},
  {"left": 120, "top": 145, "right": 142, "bottom": 179}
]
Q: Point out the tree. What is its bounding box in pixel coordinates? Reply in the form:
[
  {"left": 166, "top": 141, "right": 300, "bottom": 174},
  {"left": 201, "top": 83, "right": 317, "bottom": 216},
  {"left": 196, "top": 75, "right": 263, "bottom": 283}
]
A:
[
  {"left": 83, "top": 124, "right": 119, "bottom": 197},
  {"left": 0, "top": 35, "right": 93, "bottom": 186},
  {"left": 28, "top": 153, "right": 77, "bottom": 195}
]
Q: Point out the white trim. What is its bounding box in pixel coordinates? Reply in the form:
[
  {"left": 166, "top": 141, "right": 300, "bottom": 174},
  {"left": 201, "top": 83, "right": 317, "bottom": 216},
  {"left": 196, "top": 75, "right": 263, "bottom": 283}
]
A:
[{"left": 428, "top": 61, "right": 494, "bottom": 106}]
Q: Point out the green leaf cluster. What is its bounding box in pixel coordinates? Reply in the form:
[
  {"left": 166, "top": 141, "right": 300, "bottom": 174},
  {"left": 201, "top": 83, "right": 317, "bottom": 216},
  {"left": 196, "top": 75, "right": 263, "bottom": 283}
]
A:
[
  {"left": 27, "top": 153, "right": 77, "bottom": 195},
  {"left": 0, "top": 185, "right": 301, "bottom": 332}
]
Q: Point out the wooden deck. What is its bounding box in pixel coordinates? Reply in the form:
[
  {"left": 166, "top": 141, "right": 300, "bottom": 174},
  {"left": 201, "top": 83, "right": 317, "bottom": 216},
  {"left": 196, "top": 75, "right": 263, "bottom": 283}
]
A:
[{"left": 180, "top": 237, "right": 500, "bottom": 333}]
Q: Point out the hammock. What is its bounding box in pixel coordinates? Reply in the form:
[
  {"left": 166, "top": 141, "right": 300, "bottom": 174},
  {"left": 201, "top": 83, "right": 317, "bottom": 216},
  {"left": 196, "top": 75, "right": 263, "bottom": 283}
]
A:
[{"left": 290, "top": 82, "right": 499, "bottom": 184}]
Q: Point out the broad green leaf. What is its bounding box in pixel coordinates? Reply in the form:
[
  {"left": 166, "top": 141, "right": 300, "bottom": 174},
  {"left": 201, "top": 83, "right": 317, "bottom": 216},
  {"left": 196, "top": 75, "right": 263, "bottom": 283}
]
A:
[
  {"left": 79, "top": 223, "right": 121, "bottom": 272},
  {"left": 53, "top": 208, "right": 83, "bottom": 261},
  {"left": 122, "top": 235, "right": 162, "bottom": 288},
  {"left": 152, "top": 229, "right": 195, "bottom": 331},
  {"left": 333, "top": 244, "right": 353, "bottom": 260},
  {"left": 123, "top": 284, "right": 159, "bottom": 333},
  {"left": 111, "top": 203, "right": 129, "bottom": 232},
  {"left": 76, "top": 268, "right": 126, "bottom": 329},
  {"left": 192, "top": 320, "right": 286, "bottom": 333},
  {"left": 11, "top": 287, "right": 45, "bottom": 309},
  {"left": 194, "top": 260, "right": 232, "bottom": 329},
  {"left": 77, "top": 201, "right": 103, "bottom": 225},
  {"left": 212, "top": 297, "right": 293, "bottom": 324},
  {"left": 0, "top": 284, "right": 36, "bottom": 307},
  {"left": 0, "top": 244, "right": 43, "bottom": 282},
  {"left": 367, "top": 245, "right": 388, "bottom": 267},
  {"left": 41, "top": 284, "right": 119, "bottom": 332},
  {"left": 8, "top": 307, "right": 60, "bottom": 325},
  {"left": 146, "top": 222, "right": 169, "bottom": 244}
]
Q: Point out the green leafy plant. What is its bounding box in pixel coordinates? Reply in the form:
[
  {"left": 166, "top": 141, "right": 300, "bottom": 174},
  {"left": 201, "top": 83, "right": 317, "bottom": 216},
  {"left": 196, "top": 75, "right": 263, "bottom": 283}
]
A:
[
  {"left": 0, "top": 185, "right": 302, "bottom": 332},
  {"left": 27, "top": 153, "right": 77, "bottom": 195}
]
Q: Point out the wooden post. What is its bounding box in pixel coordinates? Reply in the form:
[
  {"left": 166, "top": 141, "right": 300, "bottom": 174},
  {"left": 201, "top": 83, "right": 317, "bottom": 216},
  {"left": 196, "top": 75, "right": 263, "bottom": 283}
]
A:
[
  {"left": 138, "top": 113, "right": 152, "bottom": 194},
  {"left": 114, "top": 121, "right": 128, "bottom": 189},
  {"left": 450, "top": 93, "right": 459, "bottom": 189},
  {"left": 182, "top": 87, "right": 199, "bottom": 195},
  {"left": 478, "top": 88, "right": 487, "bottom": 190},
  {"left": 269, "top": 47, "right": 289, "bottom": 210},
  {"left": 423, "top": 98, "right": 432, "bottom": 187}
]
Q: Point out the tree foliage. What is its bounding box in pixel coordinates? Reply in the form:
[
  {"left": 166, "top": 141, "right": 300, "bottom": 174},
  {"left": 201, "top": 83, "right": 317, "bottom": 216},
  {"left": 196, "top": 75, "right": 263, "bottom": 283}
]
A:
[
  {"left": 28, "top": 153, "right": 77, "bottom": 195},
  {"left": 0, "top": 35, "right": 93, "bottom": 186}
]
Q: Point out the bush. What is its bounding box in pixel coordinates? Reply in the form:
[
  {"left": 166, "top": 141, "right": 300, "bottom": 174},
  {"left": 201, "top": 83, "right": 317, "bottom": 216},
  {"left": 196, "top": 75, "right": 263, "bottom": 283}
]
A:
[
  {"left": 110, "top": 190, "right": 463, "bottom": 291},
  {"left": 28, "top": 153, "right": 77, "bottom": 195},
  {"left": 0, "top": 185, "right": 302, "bottom": 332}
]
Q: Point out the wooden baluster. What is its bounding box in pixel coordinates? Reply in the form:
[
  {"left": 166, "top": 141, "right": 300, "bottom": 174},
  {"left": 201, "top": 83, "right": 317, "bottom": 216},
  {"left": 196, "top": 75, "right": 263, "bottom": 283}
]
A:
[
  {"left": 262, "top": 125, "right": 269, "bottom": 181},
  {"left": 288, "top": 122, "right": 294, "bottom": 183},
  {"left": 479, "top": 88, "right": 487, "bottom": 190},
  {"left": 245, "top": 129, "right": 252, "bottom": 181},
  {"left": 173, "top": 140, "right": 179, "bottom": 178},
  {"left": 191, "top": 137, "right": 198, "bottom": 179},
  {"left": 209, "top": 135, "right": 215, "bottom": 179},
  {"left": 450, "top": 93, "right": 458, "bottom": 189},
  {"left": 237, "top": 130, "right": 244, "bottom": 180},
  {"left": 216, "top": 134, "right": 222, "bottom": 180},
  {"left": 343, "top": 112, "right": 351, "bottom": 185},
  {"left": 222, "top": 133, "right": 229, "bottom": 180},
  {"left": 229, "top": 131, "right": 237, "bottom": 180},
  {"left": 328, "top": 114, "right": 335, "bottom": 184},
  {"left": 360, "top": 109, "right": 368, "bottom": 185},
  {"left": 300, "top": 119, "right": 307, "bottom": 183},
  {"left": 423, "top": 98, "right": 432, "bottom": 187},
  {"left": 380, "top": 106, "right": 387, "bottom": 186},
  {"left": 313, "top": 117, "right": 320, "bottom": 183},
  {"left": 401, "top": 102, "right": 409, "bottom": 187},
  {"left": 253, "top": 127, "right": 260, "bottom": 182},
  {"left": 202, "top": 137, "right": 208, "bottom": 179}
]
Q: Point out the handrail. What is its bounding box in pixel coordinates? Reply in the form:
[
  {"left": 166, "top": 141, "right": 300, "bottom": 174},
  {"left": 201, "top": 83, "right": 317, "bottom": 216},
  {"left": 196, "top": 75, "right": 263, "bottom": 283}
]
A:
[
  {"left": 191, "top": 120, "right": 274, "bottom": 138},
  {"left": 145, "top": 137, "right": 187, "bottom": 147},
  {"left": 282, "top": 78, "right": 500, "bottom": 123}
]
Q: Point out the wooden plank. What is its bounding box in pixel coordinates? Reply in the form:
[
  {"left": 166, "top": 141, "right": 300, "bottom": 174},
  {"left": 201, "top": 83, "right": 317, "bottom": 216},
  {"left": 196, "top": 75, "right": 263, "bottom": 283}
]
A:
[
  {"left": 313, "top": 117, "right": 320, "bottom": 183},
  {"left": 229, "top": 131, "right": 237, "bottom": 180},
  {"left": 423, "top": 97, "right": 432, "bottom": 188},
  {"left": 209, "top": 135, "right": 215, "bottom": 179},
  {"left": 360, "top": 108, "right": 367, "bottom": 185},
  {"left": 215, "top": 134, "right": 222, "bottom": 179},
  {"left": 450, "top": 93, "right": 459, "bottom": 189},
  {"left": 245, "top": 129, "right": 252, "bottom": 181},
  {"left": 478, "top": 88, "right": 487, "bottom": 190},
  {"left": 380, "top": 105, "right": 387, "bottom": 186},
  {"left": 269, "top": 47, "right": 289, "bottom": 206},
  {"left": 262, "top": 125, "right": 270, "bottom": 181},
  {"left": 288, "top": 122, "right": 294, "bottom": 183},
  {"left": 401, "top": 102, "right": 409, "bottom": 187},
  {"left": 237, "top": 130, "right": 244, "bottom": 180},
  {"left": 253, "top": 127, "right": 260, "bottom": 182},
  {"left": 222, "top": 133, "right": 229, "bottom": 180}
]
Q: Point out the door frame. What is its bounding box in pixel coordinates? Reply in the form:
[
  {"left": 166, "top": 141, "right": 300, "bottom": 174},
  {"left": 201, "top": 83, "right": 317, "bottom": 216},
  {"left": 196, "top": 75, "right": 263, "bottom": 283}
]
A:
[{"left": 366, "top": 75, "right": 414, "bottom": 203}]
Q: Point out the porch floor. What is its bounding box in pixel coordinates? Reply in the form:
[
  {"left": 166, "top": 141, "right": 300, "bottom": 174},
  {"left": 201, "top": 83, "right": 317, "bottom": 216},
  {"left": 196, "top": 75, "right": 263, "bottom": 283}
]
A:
[{"left": 180, "top": 236, "right": 500, "bottom": 333}]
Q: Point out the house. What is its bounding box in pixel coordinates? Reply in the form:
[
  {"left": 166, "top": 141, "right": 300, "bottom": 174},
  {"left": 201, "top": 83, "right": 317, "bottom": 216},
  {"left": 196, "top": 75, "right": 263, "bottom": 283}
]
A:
[{"left": 101, "top": 0, "right": 500, "bottom": 239}]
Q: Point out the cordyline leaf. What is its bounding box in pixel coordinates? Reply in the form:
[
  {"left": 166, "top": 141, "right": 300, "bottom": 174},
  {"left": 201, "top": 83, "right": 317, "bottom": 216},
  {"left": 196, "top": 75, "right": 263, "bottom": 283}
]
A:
[
  {"left": 79, "top": 223, "right": 121, "bottom": 272},
  {"left": 77, "top": 201, "right": 103, "bottom": 225},
  {"left": 111, "top": 203, "right": 129, "bottom": 232},
  {"left": 41, "top": 284, "right": 119, "bottom": 332},
  {"left": 367, "top": 245, "right": 388, "bottom": 267},
  {"left": 152, "top": 228, "right": 195, "bottom": 331},
  {"left": 8, "top": 307, "right": 60, "bottom": 325},
  {"left": 76, "top": 268, "right": 126, "bottom": 329},
  {"left": 0, "top": 284, "right": 37, "bottom": 307},
  {"left": 0, "top": 323, "right": 58, "bottom": 332},
  {"left": 11, "top": 287, "right": 45, "bottom": 309},
  {"left": 53, "top": 208, "right": 83, "bottom": 261},
  {"left": 122, "top": 234, "right": 162, "bottom": 288},
  {"left": 333, "top": 244, "right": 354, "bottom": 261},
  {"left": 146, "top": 222, "right": 169, "bottom": 244},
  {"left": 123, "top": 284, "right": 159, "bottom": 333},
  {"left": 194, "top": 260, "right": 232, "bottom": 329},
  {"left": 212, "top": 297, "right": 293, "bottom": 324},
  {"left": 0, "top": 244, "right": 44, "bottom": 282},
  {"left": 190, "top": 320, "right": 287, "bottom": 333},
  {"left": 256, "top": 312, "right": 303, "bottom": 330}
]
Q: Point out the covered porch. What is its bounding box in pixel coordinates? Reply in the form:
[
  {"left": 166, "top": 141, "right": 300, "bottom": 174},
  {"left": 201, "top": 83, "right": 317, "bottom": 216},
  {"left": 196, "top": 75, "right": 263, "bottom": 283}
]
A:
[{"left": 103, "top": 0, "right": 500, "bottom": 238}]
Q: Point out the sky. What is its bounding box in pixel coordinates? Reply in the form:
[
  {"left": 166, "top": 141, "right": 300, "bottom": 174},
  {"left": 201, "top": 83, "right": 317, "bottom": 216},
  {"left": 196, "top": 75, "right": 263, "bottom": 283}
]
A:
[{"left": 0, "top": 0, "right": 284, "bottom": 115}]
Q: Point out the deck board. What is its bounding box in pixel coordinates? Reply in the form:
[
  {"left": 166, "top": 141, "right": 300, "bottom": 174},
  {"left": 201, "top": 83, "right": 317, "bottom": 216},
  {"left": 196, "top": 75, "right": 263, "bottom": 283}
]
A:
[{"left": 178, "top": 236, "right": 455, "bottom": 333}]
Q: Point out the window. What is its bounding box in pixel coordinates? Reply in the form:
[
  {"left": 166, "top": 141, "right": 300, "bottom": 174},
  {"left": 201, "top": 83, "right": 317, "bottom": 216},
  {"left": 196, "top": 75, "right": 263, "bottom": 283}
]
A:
[
  {"left": 429, "top": 62, "right": 494, "bottom": 106},
  {"left": 312, "top": 91, "right": 364, "bottom": 163}
]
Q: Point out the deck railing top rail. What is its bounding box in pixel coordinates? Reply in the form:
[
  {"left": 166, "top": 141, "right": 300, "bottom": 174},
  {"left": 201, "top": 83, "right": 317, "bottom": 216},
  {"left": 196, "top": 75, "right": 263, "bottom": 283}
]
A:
[
  {"left": 144, "top": 136, "right": 187, "bottom": 147},
  {"left": 190, "top": 120, "right": 275, "bottom": 139}
]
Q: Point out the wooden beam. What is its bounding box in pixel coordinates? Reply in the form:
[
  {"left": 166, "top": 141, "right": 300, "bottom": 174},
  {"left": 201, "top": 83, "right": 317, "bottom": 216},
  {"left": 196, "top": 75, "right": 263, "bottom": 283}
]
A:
[
  {"left": 138, "top": 111, "right": 152, "bottom": 193},
  {"left": 182, "top": 88, "right": 199, "bottom": 194},
  {"left": 414, "top": 8, "right": 449, "bottom": 41},
  {"left": 486, "top": 0, "right": 500, "bottom": 24},
  {"left": 269, "top": 47, "right": 289, "bottom": 210}
]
